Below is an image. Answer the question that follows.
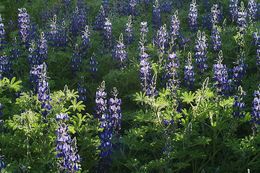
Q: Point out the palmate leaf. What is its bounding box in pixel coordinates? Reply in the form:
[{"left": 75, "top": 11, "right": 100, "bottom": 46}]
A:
[
  {"left": 180, "top": 91, "right": 196, "bottom": 104},
  {"left": 0, "top": 77, "right": 22, "bottom": 93},
  {"left": 69, "top": 99, "right": 85, "bottom": 112}
]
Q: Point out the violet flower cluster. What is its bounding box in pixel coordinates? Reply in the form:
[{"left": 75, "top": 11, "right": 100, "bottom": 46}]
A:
[
  {"left": 71, "top": 7, "right": 87, "bottom": 36},
  {"left": 0, "top": 54, "right": 11, "bottom": 80},
  {"left": 165, "top": 52, "right": 179, "bottom": 92},
  {"left": 0, "top": 15, "right": 6, "bottom": 50},
  {"left": 77, "top": 82, "right": 87, "bottom": 103},
  {"left": 103, "top": 18, "right": 112, "bottom": 49},
  {"left": 56, "top": 113, "right": 81, "bottom": 172},
  {"left": 71, "top": 45, "right": 82, "bottom": 73},
  {"left": 10, "top": 38, "right": 20, "bottom": 60},
  {"left": 257, "top": 46, "right": 260, "bottom": 67},
  {"left": 48, "top": 16, "right": 67, "bottom": 48},
  {"left": 232, "top": 57, "right": 247, "bottom": 88},
  {"left": 81, "top": 25, "right": 90, "bottom": 53},
  {"left": 233, "top": 86, "right": 246, "bottom": 118},
  {"left": 251, "top": 87, "right": 260, "bottom": 125},
  {"left": 95, "top": 82, "right": 113, "bottom": 159},
  {"left": 247, "top": 0, "right": 258, "bottom": 21},
  {"left": 210, "top": 4, "right": 221, "bottom": 26},
  {"left": 170, "top": 11, "right": 180, "bottom": 45},
  {"left": 128, "top": 0, "right": 137, "bottom": 16},
  {"left": 194, "top": 31, "right": 208, "bottom": 73},
  {"left": 213, "top": 51, "right": 230, "bottom": 95},
  {"left": 18, "top": 8, "right": 31, "bottom": 45},
  {"left": 38, "top": 32, "right": 48, "bottom": 64},
  {"left": 28, "top": 41, "right": 39, "bottom": 67},
  {"left": 184, "top": 52, "right": 195, "bottom": 89},
  {"left": 108, "top": 87, "right": 122, "bottom": 134},
  {"left": 152, "top": 0, "right": 162, "bottom": 29},
  {"left": 237, "top": 2, "right": 247, "bottom": 30},
  {"left": 113, "top": 34, "right": 128, "bottom": 69},
  {"left": 30, "top": 63, "right": 52, "bottom": 117},
  {"left": 188, "top": 0, "right": 198, "bottom": 31},
  {"left": 211, "top": 25, "right": 222, "bottom": 52},
  {"left": 125, "top": 15, "right": 134, "bottom": 45},
  {"left": 89, "top": 54, "right": 98, "bottom": 77},
  {"left": 139, "top": 50, "right": 156, "bottom": 97},
  {"left": 229, "top": 0, "right": 238, "bottom": 22},
  {"left": 140, "top": 21, "right": 148, "bottom": 44},
  {"left": 94, "top": 5, "right": 107, "bottom": 31},
  {"left": 155, "top": 24, "right": 168, "bottom": 54}
]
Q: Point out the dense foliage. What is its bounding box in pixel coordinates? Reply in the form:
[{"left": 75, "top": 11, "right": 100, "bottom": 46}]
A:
[{"left": 0, "top": 0, "right": 260, "bottom": 172}]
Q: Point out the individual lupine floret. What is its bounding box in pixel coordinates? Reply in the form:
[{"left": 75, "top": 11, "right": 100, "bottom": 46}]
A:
[
  {"left": 108, "top": 87, "right": 122, "bottom": 134},
  {"left": 89, "top": 54, "right": 98, "bottom": 77},
  {"left": 170, "top": 11, "right": 180, "bottom": 45},
  {"left": 0, "top": 54, "right": 11, "bottom": 80},
  {"left": 213, "top": 51, "right": 230, "bottom": 95},
  {"left": 81, "top": 25, "right": 90, "bottom": 55},
  {"left": 247, "top": 0, "right": 257, "bottom": 21},
  {"left": 229, "top": 0, "right": 239, "bottom": 22},
  {"left": 233, "top": 86, "right": 246, "bottom": 118},
  {"left": 210, "top": 4, "right": 221, "bottom": 26},
  {"left": 71, "top": 44, "right": 82, "bottom": 73},
  {"left": 128, "top": 0, "right": 137, "bottom": 16},
  {"left": 188, "top": 0, "right": 198, "bottom": 31},
  {"left": 211, "top": 25, "right": 222, "bottom": 52},
  {"left": 71, "top": 7, "right": 87, "bottom": 36},
  {"left": 0, "top": 15, "right": 6, "bottom": 50},
  {"left": 56, "top": 113, "right": 81, "bottom": 172},
  {"left": 139, "top": 52, "right": 156, "bottom": 97},
  {"left": 184, "top": 52, "right": 195, "bottom": 89},
  {"left": 232, "top": 57, "right": 247, "bottom": 87},
  {"left": 152, "top": 0, "right": 162, "bottom": 29},
  {"left": 113, "top": 34, "right": 128, "bottom": 69},
  {"left": 155, "top": 24, "right": 168, "bottom": 54},
  {"left": 95, "top": 82, "right": 113, "bottom": 159},
  {"left": 194, "top": 31, "right": 208, "bottom": 73},
  {"left": 125, "top": 15, "right": 134, "bottom": 45},
  {"left": 165, "top": 52, "right": 179, "bottom": 92},
  {"left": 18, "top": 8, "right": 31, "bottom": 45},
  {"left": 103, "top": 18, "right": 112, "bottom": 49},
  {"left": 237, "top": 2, "right": 247, "bottom": 30},
  {"left": 140, "top": 21, "right": 148, "bottom": 43},
  {"left": 94, "top": 5, "right": 106, "bottom": 31},
  {"left": 251, "top": 86, "right": 260, "bottom": 125},
  {"left": 38, "top": 32, "right": 48, "bottom": 64}
]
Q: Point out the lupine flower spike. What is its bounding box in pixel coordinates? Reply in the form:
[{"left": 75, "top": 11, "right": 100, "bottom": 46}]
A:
[
  {"left": 113, "top": 34, "right": 128, "bottom": 69},
  {"left": 251, "top": 86, "right": 260, "bottom": 125},
  {"left": 170, "top": 11, "right": 180, "bottom": 46},
  {"left": 210, "top": 4, "right": 221, "bottom": 26},
  {"left": 18, "top": 8, "right": 31, "bottom": 45},
  {"left": 233, "top": 86, "right": 246, "bottom": 118},
  {"left": 247, "top": 0, "right": 257, "bottom": 22},
  {"left": 109, "top": 87, "right": 122, "bottom": 134},
  {"left": 229, "top": 0, "right": 238, "bottom": 22},
  {"left": 237, "top": 2, "right": 247, "bottom": 31},
  {"left": 152, "top": 0, "right": 162, "bottom": 29},
  {"left": 188, "top": 0, "right": 198, "bottom": 31},
  {"left": 125, "top": 15, "right": 134, "bottom": 45},
  {"left": 184, "top": 52, "right": 195, "bottom": 89},
  {"left": 38, "top": 32, "right": 48, "bottom": 64},
  {"left": 140, "top": 21, "right": 148, "bottom": 44},
  {"left": 165, "top": 52, "right": 179, "bottom": 93},
  {"left": 213, "top": 51, "right": 230, "bottom": 95},
  {"left": 156, "top": 24, "right": 168, "bottom": 55},
  {"left": 0, "top": 15, "right": 6, "bottom": 50},
  {"left": 0, "top": 54, "right": 11, "bottom": 80},
  {"left": 211, "top": 25, "right": 222, "bottom": 52},
  {"left": 128, "top": 0, "right": 137, "bottom": 16},
  {"left": 56, "top": 113, "right": 81, "bottom": 172},
  {"left": 103, "top": 18, "right": 112, "bottom": 49},
  {"left": 195, "top": 31, "right": 208, "bottom": 73}
]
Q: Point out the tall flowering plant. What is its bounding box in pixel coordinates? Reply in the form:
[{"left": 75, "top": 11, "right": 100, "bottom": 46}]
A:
[
  {"left": 194, "top": 31, "right": 208, "bottom": 73},
  {"left": 18, "top": 8, "right": 31, "bottom": 45},
  {"left": 165, "top": 52, "right": 179, "bottom": 93},
  {"left": 229, "top": 0, "right": 238, "bottom": 22},
  {"left": 125, "top": 15, "right": 134, "bottom": 45},
  {"left": 152, "top": 0, "right": 162, "bottom": 29},
  {"left": 184, "top": 52, "right": 195, "bottom": 89},
  {"left": 251, "top": 86, "right": 260, "bottom": 132},
  {"left": 0, "top": 15, "right": 6, "bottom": 50},
  {"left": 247, "top": 0, "right": 257, "bottom": 22},
  {"left": 170, "top": 11, "right": 180, "bottom": 46},
  {"left": 233, "top": 86, "right": 246, "bottom": 118},
  {"left": 188, "top": 0, "right": 198, "bottom": 31},
  {"left": 211, "top": 25, "right": 221, "bottom": 52},
  {"left": 56, "top": 113, "right": 81, "bottom": 172},
  {"left": 113, "top": 34, "right": 128, "bottom": 69},
  {"left": 103, "top": 18, "right": 112, "bottom": 49},
  {"left": 237, "top": 2, "right": 247, "bottom": 31}
]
